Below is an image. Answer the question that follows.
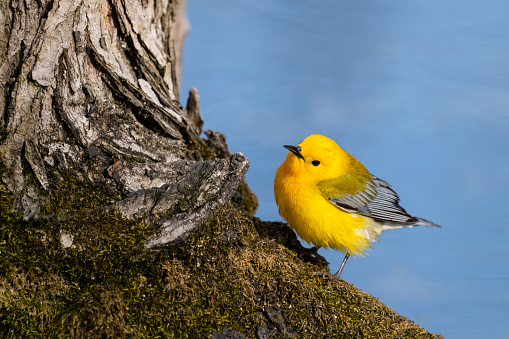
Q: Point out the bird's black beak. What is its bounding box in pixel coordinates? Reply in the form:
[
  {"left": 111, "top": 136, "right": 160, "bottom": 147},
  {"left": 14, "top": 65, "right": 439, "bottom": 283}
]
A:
[{"left": 283, "top": 145, "right": 304, "bottom": 160}]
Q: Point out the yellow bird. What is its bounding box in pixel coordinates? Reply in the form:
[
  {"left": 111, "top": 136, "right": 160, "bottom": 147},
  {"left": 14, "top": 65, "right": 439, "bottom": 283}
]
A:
[{"left": 274, "top": 134, "right": 440, "bottom": 278}]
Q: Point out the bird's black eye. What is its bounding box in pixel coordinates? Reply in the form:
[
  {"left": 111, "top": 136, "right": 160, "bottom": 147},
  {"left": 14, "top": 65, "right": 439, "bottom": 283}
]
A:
[{"left": 311, "top": 160, "right": 320, "bottom": 166}]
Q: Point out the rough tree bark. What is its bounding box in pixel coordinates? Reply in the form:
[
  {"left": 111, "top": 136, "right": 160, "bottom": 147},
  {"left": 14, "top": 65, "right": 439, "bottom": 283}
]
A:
[{"left": 0, "top": 0, "right": 250, "bottom": 246}]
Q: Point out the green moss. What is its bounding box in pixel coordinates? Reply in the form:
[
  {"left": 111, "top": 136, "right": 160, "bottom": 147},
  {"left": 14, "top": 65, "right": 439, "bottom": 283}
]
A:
[
  {"left": 185, "top": 136, "right": 216, "bottom": 161},
  {"left": 41, "top": 168, "right": 122, "bottom": 217},
  {"left": 231, "top": 179, "right": 259, "bottom": 217},
  {"left": 0, "top": 160, "right": 442, "bottom": 338}
]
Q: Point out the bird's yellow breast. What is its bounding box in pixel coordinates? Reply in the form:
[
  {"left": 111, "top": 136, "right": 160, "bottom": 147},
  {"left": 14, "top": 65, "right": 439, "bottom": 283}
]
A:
[{"left": 274, "top": 160, "right": 380, "bottom": 256}]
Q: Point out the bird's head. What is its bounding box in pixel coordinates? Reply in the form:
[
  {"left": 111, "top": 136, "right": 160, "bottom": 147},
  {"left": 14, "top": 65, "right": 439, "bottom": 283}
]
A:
[{"left": 282, "top": 134, "right": 352, "bottom": 182}]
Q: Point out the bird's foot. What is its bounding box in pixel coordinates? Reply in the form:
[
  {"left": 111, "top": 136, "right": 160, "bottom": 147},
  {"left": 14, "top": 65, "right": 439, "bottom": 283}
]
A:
[{"left": 311, "top": 271, "right": 332, "bottom": 278}]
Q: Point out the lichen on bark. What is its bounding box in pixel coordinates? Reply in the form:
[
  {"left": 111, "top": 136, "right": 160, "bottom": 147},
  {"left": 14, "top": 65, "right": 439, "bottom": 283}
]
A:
[{"left": 0, "top": 0, "right": 250, "bottom": 244}]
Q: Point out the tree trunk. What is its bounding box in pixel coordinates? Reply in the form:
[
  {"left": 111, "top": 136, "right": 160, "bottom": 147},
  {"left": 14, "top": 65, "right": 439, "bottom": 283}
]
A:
[{"left": 0, "top": 0, "right": 251, "bottom": 246}]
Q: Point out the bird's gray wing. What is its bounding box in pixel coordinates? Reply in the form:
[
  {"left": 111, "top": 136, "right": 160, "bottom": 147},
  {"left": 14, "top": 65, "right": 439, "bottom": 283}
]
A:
[{"left": 326, "top": 176, "right": 417, "bottom": 224}]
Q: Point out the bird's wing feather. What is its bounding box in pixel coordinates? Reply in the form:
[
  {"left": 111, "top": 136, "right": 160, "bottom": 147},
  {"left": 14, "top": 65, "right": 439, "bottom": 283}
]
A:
[{"left": 319, "top": 175, "right": 416, "bottom": 224}]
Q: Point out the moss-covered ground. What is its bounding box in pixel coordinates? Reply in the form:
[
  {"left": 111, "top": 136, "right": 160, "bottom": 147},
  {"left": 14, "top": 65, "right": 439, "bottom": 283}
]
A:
[{"left": 0, "top": 167, "right": 442, "bottom": 338}]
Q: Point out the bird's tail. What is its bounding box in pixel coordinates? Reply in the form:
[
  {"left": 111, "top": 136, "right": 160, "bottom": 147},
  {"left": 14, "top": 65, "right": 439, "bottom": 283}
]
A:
[
  {"left": 381, "top": 216, "right": 441, "bottom": 231},
  {"left": 413, "top": 216, "right": 441, "bottom": 228}
]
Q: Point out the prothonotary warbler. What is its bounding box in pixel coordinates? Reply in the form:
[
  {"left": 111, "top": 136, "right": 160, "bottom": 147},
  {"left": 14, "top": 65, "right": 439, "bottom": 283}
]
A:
[{"left": 274, "top": 134, "right": 441, "bottom": 278}]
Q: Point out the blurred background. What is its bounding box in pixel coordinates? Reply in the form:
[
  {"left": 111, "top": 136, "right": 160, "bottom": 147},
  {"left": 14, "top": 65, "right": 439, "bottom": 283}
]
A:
[{"left": 180, "top": 1, "right": 509, "bottom": 338}]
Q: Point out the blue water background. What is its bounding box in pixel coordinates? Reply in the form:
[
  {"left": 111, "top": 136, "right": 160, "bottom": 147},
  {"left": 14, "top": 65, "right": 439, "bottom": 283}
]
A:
[{"left": 181, "top": 1, "right": 509, "bottom": 338}]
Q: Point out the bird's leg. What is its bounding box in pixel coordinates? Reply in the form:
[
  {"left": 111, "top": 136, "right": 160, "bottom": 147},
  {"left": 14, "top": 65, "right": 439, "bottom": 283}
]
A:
[{"left": 333, "top": 253, "right": 350, "bottom": 279}]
